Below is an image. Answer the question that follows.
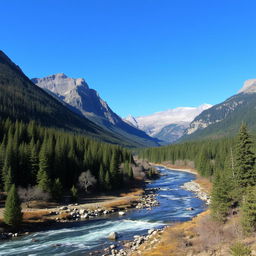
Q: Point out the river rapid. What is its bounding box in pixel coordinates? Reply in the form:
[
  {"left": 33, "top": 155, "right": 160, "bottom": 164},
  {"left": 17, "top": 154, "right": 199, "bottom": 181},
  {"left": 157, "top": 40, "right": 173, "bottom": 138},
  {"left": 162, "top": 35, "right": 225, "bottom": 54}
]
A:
[{"left": 0, "top": 166, "right": 206, "bottom": 256}]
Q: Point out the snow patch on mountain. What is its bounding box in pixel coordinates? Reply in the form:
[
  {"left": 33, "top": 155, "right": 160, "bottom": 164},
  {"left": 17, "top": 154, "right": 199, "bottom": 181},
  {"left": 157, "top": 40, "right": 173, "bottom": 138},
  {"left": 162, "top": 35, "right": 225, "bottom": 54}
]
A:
[{"left": 124, "top": 104, "right": 212, "bottom": 143}]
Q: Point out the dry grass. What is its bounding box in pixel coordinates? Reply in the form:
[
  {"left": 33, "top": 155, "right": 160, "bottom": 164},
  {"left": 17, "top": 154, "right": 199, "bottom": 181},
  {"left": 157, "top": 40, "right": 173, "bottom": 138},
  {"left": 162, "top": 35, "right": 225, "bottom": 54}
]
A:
[{"left": 131, "top": 211, "right": 210, "bottom": 256}]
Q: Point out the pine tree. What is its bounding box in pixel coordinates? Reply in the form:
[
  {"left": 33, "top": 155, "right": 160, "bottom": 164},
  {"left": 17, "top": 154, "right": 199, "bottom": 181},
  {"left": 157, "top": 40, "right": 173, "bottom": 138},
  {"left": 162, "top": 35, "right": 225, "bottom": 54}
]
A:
[
  {"left": 104, "top": 171, "right": 112, "bottom": 190},
  {"left": 210, "top": 170, "right": 233, "bottom": 222},
  {"left": 235, "top": 124, "right": 256, "bottom": 189},
  {"left": 70, "top": 185, "right": 78, "bottom": 202},
  {"left": 4, "top": 167, "right": 13, "bottom": 192},
  {"left": 37, "top": 169, "right": 51, "bottom": 193},
  {"left": 241, "top": 186, "right": 256, "bottom": 234},
  {"left": 99, "top": 165, "right": 105, "bottom": 186},
  {"left": 37, "top": 143, "right": 51, "bottom": 192},
  {"left": 110, "top": 151, "right": 120, "bottom": 188},
  {"left": 4, "top": 184, "right": 22, "bottom": 227},
  {"left": 51, "top": 178, "right": 63, "bottom": 201}
]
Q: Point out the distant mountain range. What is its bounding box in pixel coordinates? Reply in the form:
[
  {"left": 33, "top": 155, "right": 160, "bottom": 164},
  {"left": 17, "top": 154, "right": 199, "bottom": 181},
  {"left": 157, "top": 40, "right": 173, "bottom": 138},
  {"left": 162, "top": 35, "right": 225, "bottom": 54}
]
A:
[
  {"left": 32, "top": 74, "right": 160, "bottom": 147},
  {"left": 124, "top": 104, "right": 212, "bottom": 143},
  {"left": 180, "top": 79, "right": 256, "bottom": 141}
]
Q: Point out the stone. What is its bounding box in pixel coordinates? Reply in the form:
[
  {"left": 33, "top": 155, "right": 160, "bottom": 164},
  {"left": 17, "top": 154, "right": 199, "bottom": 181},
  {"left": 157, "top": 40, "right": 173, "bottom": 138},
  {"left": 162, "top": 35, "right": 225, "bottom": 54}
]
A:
[{"left": 108, "top": 232, "right": 118, "bottom": 240}]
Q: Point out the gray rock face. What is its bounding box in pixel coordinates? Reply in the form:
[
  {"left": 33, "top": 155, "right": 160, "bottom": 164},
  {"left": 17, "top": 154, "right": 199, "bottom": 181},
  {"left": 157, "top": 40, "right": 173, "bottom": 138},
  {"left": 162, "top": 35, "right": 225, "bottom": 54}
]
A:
[
  {"left": 32, "top": 73, "right": 118, "bottom": 125},
  {"left": 238, "top": 79, "right": 256, "bottom": 94},
  {"left": 32, "top": 74, "right": 160, "bottom": 147}
]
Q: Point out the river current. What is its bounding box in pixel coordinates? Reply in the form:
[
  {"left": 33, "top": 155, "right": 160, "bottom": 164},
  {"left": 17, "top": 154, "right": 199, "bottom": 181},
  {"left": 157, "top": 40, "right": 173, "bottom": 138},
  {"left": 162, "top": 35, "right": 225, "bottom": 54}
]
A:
[{"left": 0, "top": 166, "right": 206, "bottom": 256}]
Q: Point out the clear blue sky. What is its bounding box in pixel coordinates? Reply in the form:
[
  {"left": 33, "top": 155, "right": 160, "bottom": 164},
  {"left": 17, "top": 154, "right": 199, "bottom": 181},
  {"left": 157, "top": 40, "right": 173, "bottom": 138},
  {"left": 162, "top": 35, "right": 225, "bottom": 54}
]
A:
[{"left": 1, "top": 0, "right": 256, "bottom": 117}]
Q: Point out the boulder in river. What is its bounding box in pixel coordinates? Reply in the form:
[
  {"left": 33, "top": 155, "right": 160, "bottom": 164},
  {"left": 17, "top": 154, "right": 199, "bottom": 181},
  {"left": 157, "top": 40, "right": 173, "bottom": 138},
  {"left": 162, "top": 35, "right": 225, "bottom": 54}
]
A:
[{"left": 108, "top": 232, "right": 118, "bottom": 240}]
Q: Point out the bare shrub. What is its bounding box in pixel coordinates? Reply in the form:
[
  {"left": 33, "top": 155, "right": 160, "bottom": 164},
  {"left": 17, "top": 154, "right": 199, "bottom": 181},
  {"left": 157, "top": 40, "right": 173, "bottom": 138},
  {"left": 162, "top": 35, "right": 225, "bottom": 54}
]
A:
[
  {"left": 18, "top": 185, "right": 50, "bottom": 208},
  {"left": 195, "top": 215, "right": 225, "bottom": 251},
  {"left": 78, "top": 170, "right": 97, "bottom": 192},
  {"left": 131, "top": 165, "right": 145, "bottom": 179}
]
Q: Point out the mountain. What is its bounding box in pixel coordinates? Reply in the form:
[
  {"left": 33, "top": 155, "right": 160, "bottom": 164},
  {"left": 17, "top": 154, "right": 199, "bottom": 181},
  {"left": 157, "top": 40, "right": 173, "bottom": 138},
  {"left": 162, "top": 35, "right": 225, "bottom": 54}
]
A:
[
  {"left": 0, "top": 50, "right": 158, "bottom": 147},
  {"left": 32, "top": 74, "right": 160, "bottom": 147},
  {"left": 180, "top": 79, "right": 256, "bottom": 141},
  {"left": 124, "top": 104, "right": 212, "bottom": 143}
]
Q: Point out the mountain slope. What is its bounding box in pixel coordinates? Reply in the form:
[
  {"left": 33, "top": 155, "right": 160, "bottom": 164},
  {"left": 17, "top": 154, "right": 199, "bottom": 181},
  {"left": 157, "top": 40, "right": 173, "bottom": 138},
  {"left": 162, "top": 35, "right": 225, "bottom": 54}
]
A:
[
  {"left": 124, "top": 104, "right": 212, "bottom": 143},
  {"left": 32, "top": 74, "right": 160, "bottom": 147},
  {"left": 0, "top": 50, "right": 152, "bottom": 147},
  {"left": 180, "top": 79, "right": 256, "bottom": 141}
]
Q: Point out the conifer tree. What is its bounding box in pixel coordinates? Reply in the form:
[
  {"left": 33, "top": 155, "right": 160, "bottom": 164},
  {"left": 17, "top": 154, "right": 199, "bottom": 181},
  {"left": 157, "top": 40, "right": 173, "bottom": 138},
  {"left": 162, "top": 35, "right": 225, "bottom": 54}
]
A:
[
  {"left": 104, "top": 171, "right": 111, "bottom": 190},
  {"left": 110, "top": 151, "right": 120, "bottom": 187},
  {"left": 51, "top": 178, "right": 63, "bottom": 201},
  {"left": 210, "top": 170, "right": 233, "bottom": 222},
  {"left": 37, "top": 170, "right": 51, "bottom": 193},
  {"left": 241, "top": 186, "right": 256, "bottom": 234},
  {"left": 4, "top": 167, "right": 13, "bottom": 192},
  {"left": 235, "top": 124, "right": 256, "bottom": 189},
  {"left": 70, "top": 185, "right": 78, "bottom": 202},
  {"left": 4, "top": 184, "right": 22, "bottom": 227},
  {"left": 99, "top": 165, "right": 105, "bottom": 186}
]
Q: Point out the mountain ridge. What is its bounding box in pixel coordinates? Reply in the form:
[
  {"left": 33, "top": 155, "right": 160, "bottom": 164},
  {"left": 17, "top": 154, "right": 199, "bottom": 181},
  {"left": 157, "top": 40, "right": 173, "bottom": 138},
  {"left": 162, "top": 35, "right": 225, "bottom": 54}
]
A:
[{"left": 32, "top": 73, "right": 160, "bottom": 147}]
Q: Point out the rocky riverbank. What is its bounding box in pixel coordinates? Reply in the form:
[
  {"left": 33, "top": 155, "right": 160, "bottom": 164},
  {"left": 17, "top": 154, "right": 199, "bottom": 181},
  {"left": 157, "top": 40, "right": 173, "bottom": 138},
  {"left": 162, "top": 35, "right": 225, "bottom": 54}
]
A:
[
  {"left": 103, "top": 228, "right": 164, "bottom": 256},
  {"left": 181, "top": 181, "right": 210, "bottom": 205}
]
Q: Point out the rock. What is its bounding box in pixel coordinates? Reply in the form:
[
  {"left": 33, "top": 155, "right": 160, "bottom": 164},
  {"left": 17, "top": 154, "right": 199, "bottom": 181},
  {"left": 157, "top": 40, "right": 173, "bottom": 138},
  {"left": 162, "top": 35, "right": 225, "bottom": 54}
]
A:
[
  {"left": 59, "top": 206, "right": 68, "bottom": 210},
  {"left": 118, "top": 211, "right": 126, "bottom": 216},
  {"left": 110, "top": 244, "right": 116, "bottom": 249},
  {"left": 148, "top": 229, "right": 154, "bottom": 235},
  {"left": 79, "top": 209, "right": 87, "bottom": 215},
  {"left": 108, "top": 232, "right": 118, "bottom": 240}
]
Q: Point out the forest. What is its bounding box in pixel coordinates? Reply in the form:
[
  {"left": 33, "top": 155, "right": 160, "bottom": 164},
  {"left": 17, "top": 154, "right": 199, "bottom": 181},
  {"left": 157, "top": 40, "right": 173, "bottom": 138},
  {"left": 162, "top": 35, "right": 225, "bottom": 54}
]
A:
[{"left": 0, "top": 118, "right": 135, "bottom": 198}]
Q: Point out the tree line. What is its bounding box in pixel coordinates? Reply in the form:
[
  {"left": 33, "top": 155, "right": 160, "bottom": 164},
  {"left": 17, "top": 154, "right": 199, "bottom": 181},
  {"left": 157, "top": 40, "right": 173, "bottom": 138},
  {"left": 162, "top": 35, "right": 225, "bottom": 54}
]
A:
[{"left": 0, "top": 118, "right": 134, "bottom": 197}]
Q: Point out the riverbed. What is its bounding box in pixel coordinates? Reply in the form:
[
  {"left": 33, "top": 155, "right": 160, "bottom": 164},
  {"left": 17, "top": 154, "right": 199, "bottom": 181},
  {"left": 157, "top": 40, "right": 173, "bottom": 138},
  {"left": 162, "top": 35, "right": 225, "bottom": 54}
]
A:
[{"left": 0, "top": 166, "right": 206, "bottom": 256}]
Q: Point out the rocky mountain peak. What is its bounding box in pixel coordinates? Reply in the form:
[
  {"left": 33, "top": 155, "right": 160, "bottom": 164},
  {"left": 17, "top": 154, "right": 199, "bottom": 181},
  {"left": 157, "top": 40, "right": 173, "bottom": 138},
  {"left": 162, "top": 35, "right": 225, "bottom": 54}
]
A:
[{"left": 238, "top": 79, "right": 256, "bottom": 94}]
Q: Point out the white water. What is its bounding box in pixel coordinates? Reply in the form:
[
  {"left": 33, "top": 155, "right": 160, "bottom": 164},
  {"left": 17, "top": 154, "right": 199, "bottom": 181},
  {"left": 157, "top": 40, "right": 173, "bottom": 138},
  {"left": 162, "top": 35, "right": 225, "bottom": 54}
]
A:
[{"left": 0, "top": 167, "right": 206, "bottom": 256}]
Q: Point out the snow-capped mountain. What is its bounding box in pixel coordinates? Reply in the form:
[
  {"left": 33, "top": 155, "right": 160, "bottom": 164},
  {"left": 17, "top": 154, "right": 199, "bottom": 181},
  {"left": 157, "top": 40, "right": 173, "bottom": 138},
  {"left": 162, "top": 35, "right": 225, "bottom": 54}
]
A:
[
  {"left": 124, "top": 104, "right": 212, "bottom": 143},
  {"left": 32, "top": 74, "right": 160, "bottom": 147}
]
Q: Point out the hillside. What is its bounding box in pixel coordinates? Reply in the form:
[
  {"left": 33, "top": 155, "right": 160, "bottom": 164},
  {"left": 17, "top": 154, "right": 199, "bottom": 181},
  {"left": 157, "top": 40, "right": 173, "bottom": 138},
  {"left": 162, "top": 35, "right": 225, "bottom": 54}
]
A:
[{"left": 180, "top": 82, "right": 256, "bottom": 142}]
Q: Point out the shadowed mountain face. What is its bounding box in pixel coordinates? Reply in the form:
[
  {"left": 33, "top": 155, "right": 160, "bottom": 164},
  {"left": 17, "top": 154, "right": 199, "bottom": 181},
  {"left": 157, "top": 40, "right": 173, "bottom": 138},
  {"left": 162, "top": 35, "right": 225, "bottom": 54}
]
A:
[
  {"left": 180, "top": 80, "right": 256, "bottom": 142},
  {"left": 32, "top": 74, "right": 160, "bottom": 147}
]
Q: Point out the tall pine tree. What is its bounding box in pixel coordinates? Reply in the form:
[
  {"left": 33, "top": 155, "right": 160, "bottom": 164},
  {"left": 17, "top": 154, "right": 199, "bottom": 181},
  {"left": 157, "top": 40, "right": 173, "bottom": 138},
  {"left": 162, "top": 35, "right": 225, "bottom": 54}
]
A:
[{"left": 4, "top": 184, "right": 22, "bottom": 227}]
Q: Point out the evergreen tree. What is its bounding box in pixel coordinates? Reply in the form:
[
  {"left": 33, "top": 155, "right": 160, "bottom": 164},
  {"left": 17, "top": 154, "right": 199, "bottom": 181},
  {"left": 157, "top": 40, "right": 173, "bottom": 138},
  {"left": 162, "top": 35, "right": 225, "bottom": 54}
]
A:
[
  {"left": 99, "top": 165, "right": 105, "bottom": 186},
  {"left": 37, "top": 170, "right": 51, "bottom": 193},
  {"left": 235, "top": 124, "right": 256, "bottom": 189},
  {"left": 4, "top": 184, "right": 22, "bottom": 227},
  {"left": 4, "top": 167, "right": 13, "bottom": 192},
  {"left": 210, "top": 170, "right": 233, "bottom": 222},
  {"left": 110, "top": 151, "right": 120, "bottom": 188},
  {"left": 104, "top": 171, "right": 111, "bottom": 190},
  {"left": 51, "top": 178, "right": 63, "bottom": 201},
  {"left": 70, "top": 185, "right": 78, "bottom": 202},
  {"left": 241, "top": 186, "right": 256, "bottom": 234}
]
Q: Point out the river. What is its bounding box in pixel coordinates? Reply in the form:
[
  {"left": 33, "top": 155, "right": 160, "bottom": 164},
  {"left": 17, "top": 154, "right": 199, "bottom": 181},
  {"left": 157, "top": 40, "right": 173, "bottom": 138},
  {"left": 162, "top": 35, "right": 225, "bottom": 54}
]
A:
[{"left": 0, "top": 166, "right": 206, "bottom": 256}]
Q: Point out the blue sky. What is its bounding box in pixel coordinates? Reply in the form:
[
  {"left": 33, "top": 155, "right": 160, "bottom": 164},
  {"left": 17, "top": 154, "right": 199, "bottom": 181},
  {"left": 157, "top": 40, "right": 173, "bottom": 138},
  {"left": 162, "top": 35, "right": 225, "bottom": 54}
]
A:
[{"left": 1, "top": 0, "right": 256, "bottom": 117}]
